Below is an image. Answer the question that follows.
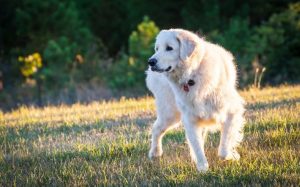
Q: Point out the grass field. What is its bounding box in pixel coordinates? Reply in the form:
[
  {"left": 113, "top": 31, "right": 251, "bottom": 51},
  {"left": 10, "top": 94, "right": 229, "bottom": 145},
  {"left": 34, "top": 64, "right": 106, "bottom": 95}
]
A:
[{"left": 0, "top": 85, "right": 299, "bottom": 186}]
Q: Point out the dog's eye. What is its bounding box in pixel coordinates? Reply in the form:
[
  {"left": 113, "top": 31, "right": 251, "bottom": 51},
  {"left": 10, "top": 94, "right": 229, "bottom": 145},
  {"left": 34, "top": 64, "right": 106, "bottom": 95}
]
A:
[
  {"left": 166, "top": 46, "right": 173, "bottom": 51},
  {"left": 155, "top": 47, "right": 158, "bottom": 51}
]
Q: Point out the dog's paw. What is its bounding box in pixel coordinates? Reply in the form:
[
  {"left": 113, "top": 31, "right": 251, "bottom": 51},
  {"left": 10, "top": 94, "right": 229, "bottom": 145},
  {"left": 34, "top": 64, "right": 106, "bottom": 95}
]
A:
[
  {"left": 196, "top": 162, "right": 209, "bottom": 172},
  {"left": 218, "top": 149, "right": 240, "bottom": 161},
  {"left": 148, "top": 147, "right": 163, "bottom": 159}
]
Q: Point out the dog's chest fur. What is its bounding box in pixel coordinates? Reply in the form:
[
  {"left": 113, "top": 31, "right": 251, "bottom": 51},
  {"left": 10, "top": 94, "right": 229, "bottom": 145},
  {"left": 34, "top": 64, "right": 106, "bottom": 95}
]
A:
[{"left": 166, "top": 72, "right": 223, "bottom": 121}]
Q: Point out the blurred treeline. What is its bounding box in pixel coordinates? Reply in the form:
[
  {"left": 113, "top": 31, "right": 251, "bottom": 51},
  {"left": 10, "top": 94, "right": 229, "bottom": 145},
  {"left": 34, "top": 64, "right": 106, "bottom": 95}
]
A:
[{"left": 0, "top": 0, "right": 300, "bottom": 107}]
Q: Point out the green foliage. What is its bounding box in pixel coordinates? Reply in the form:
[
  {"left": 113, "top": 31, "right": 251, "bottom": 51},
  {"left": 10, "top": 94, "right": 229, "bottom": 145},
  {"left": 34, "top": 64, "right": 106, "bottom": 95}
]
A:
[
  {"left": 247, "top": 3, "right": 300, "bottom": 84},
  {"left": 108, "top": 17, "right": 159, "bottom": 89},
  {"left": 8, "top": 0, "right": 105, "bottom": 89},
  {"left": 129, "top": 17, "right": 159, "bottom": 58},
  {"left": 182, "top": 0, "right": 221, "bottom": 32},
  {"left": 14, "top": 0, "right": 93, "bottom": 49},
  {"left": 42, "top": 37, "right": 77, "bottom": 87}
]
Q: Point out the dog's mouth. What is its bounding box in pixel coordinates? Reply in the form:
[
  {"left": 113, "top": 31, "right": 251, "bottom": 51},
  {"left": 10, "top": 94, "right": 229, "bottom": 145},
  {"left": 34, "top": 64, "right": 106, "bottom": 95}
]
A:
[{"left": 151, "top": 66, "right": 172, "bottom": 73}]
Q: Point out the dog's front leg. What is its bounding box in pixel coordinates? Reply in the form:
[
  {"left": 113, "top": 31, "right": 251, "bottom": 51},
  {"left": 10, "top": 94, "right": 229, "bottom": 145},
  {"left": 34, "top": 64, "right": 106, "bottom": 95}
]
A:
[
  {"left": 149, "top": 119, "right": 168, "bottom": 158},
  {"left": 149, "top": 117, "right": 180, "bottom": 159},
  {"left": 183, "top": 116, "right": 209, "bottom": 172}
]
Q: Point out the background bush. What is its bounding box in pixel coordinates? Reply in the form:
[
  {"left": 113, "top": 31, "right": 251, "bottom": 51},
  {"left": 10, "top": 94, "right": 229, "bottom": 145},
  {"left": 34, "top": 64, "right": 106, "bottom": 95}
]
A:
[
  {"left": 0, "top": 0, "right": 299, "bottom": 107},
  {"left": 247, "top": 3, "right": 300, "bottom": 84},
  {"left": 108, "top": 17, "right": 159, "bottom": 89}
]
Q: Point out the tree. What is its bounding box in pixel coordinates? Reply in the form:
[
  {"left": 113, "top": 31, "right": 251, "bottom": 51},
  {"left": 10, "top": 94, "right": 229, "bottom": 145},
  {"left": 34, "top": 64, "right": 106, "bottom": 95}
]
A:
[
  {"left": 247, "top": 2, "right": 300, "bottom": 84},
  {"left": 108, "top": 16, "right": 159, "bottom": 89}
]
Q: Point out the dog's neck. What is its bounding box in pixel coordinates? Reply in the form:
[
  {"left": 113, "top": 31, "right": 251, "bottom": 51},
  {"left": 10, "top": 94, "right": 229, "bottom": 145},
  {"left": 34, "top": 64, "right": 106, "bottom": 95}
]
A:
[
  {"left": 167, "top": 58, "right": 200, "bottom": 85},
  {"left": 167, "top": 66, "right": 183, "bottom": 84},
  {"left": 166, "top": 63, "right": 196, "bottom": 91}
]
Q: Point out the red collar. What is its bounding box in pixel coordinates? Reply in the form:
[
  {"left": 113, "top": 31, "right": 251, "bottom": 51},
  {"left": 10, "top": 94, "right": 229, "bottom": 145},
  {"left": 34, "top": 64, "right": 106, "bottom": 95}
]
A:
[{"left": 182, "top": 79, "right": 195, "bottom": 92}]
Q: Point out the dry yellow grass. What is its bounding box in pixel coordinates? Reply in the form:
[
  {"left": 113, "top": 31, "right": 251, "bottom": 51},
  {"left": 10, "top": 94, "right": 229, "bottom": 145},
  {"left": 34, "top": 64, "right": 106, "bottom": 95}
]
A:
[{"left": 0, "top": 85, "right": 299, "bottom": 186}]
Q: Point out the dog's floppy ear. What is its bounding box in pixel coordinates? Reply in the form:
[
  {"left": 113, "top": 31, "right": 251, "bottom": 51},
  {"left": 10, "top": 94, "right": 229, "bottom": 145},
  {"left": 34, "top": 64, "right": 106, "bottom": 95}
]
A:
[{"left": 176, "top": 32, "right": 196, "bottom": 61}]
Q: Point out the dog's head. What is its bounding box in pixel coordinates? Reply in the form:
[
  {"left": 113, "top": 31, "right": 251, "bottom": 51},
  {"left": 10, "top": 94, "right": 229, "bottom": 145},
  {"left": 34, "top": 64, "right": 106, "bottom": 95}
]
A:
[{"left": 148, "top": 29, "right": 202, "bottom": 73}]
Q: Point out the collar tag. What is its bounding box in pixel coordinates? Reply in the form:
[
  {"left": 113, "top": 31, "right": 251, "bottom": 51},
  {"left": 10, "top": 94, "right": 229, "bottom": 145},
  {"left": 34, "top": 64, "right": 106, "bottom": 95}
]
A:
[{"left": 188, "top": 79, "right": 195, "bottom": 86}]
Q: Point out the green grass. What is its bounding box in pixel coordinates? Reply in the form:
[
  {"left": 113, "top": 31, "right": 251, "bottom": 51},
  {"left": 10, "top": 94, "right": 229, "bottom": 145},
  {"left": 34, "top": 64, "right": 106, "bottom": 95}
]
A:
[{"left": 0, "top": 85, "right": 300, "bottom": 186}]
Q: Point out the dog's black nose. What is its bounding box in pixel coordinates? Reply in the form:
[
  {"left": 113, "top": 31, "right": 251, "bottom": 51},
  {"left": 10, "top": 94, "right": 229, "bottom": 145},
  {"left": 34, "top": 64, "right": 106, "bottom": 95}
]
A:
[{"left": 148, "top": 58, "right": 157, "bottom": 66}]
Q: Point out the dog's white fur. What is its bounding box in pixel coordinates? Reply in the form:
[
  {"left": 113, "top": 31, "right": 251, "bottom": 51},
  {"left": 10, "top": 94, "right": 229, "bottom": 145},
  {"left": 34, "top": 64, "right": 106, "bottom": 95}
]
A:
[{"left": 146, "top": 29, "right": 245, "bottom": 172}]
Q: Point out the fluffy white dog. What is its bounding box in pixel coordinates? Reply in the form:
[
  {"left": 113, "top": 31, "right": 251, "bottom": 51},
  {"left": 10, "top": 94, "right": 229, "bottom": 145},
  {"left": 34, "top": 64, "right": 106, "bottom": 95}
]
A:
[{"left": 146, "top": 29, "right": 245, "bottom": 172}]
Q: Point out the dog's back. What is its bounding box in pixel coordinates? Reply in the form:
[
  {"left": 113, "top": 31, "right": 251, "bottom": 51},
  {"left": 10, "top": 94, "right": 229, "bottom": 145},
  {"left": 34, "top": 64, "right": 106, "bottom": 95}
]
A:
[{"left": 204, "top": 41, "right": 237, "bottom": 90}]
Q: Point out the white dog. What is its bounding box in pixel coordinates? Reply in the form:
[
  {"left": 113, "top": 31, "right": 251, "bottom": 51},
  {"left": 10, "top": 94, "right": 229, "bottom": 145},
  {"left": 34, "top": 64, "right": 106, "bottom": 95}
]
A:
[{"left": 146, "top": 29, "right": 245, "bottom": 172}]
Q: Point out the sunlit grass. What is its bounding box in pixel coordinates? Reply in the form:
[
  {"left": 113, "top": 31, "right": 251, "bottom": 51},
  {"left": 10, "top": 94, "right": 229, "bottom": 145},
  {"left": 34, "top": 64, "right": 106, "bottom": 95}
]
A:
[{"left": 0, "top": 85, "right": 299, "bottom": 186}]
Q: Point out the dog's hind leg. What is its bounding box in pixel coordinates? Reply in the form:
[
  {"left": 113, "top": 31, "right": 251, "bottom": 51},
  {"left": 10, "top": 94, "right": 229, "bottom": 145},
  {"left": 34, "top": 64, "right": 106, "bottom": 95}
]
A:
[
  {"left": 149, "top": 111, "right": 180, "bottom": 158},
  {"left": 146, "top": 71, "right": 180, "bottom": 158},
  {"left": 218, "top": 109, "right": 245, "bottom": 160}
]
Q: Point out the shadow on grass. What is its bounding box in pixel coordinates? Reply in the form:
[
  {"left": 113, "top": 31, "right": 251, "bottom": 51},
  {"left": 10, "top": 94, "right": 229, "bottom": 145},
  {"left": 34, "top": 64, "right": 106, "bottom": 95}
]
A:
[
  {"left": 0, "top": 144, "right": 150, "bottom": 186},
  {"left": 246, "top": 97, "right": 300, "bottom": 110},
  {"left": 245, "top": 121, "right": 299, "bottom": 134},
  {"left": 2, "top": 112, "right": 154, "bottom": 148},
  {"left": 178, "top": 172, "right": 298, "bottom": 186}
]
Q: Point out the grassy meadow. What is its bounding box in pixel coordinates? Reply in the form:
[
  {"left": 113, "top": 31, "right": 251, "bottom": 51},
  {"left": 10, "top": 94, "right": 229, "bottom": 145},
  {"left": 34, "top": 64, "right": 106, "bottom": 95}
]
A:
[{"left": 0, "top": 85, "right": 299, "bottom": 186}]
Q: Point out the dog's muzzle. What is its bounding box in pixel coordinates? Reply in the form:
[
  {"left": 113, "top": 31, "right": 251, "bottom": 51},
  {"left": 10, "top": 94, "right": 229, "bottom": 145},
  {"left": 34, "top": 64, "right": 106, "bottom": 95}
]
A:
[{"left": 148, "top": 58, "right": 172, "bottom": 72}]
